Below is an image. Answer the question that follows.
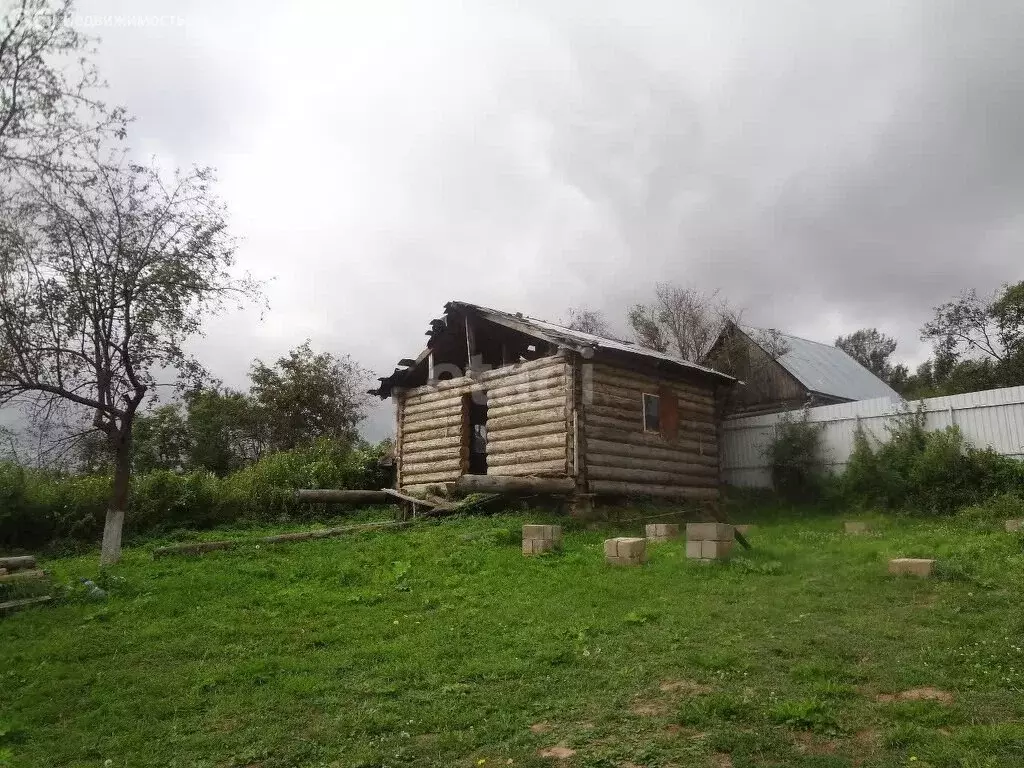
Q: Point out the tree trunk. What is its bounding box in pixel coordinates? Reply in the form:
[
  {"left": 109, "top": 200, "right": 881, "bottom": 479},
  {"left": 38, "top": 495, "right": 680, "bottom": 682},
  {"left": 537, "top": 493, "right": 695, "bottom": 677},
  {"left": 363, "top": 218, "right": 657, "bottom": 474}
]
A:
[{"left": 100, "top": 431, "right": 132, "bottom": 566}]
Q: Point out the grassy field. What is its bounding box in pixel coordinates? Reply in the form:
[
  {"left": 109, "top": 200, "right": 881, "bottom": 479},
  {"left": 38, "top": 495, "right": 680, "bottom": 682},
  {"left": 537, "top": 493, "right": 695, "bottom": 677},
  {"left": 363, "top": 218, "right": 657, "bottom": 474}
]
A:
[{"left": 3, "top": 509, "right": 1024, "bottom": 768}]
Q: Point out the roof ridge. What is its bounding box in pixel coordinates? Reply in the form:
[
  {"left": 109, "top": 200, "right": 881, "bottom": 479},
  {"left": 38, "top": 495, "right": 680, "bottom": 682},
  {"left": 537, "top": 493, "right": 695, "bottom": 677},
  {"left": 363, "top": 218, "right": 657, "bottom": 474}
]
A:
[{"left": 743, "top": 324, "right": 836, "bottom": 351}]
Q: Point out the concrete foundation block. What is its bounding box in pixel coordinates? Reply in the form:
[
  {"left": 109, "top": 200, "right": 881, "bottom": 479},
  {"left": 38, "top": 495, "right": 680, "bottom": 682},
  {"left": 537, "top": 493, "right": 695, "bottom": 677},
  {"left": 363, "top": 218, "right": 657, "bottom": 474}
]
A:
[
  {"left": 605, "top": 537, "right": 647, "bottom": 565},
  {"left": 700, "top": 539, "right": 734, "bottom": 560},
  {"left": 645, "top": 523, "right": 680, "bottom": 541},
  {"left": 844, "top": 522, "right": 869, "bottom": 534},
  {"left": 888, "top": 558, "right": 935, "bottom": 577},
  {"left": 685, "top": 540, "right": 703, "bottom": 559},
  {"left": 1005, "top": 519, "right": 1024, "bottom": 533},
  {"left": 735, "top": 525, "right": 753, "bottom": 535},
  {"left": 686, "top": 522, "right": 733, "bottom": 541},
  {"left": 522, "top": 524, "right": 562, "bottom": 556}
]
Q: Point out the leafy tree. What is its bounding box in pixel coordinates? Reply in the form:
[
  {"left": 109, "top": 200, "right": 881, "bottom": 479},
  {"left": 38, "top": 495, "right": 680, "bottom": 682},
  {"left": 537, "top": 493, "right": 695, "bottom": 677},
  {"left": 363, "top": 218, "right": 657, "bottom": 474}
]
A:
[
  {"left": 627, "top": 283, "right": 737, "bottom": 360},
  {"left": 835, "top": 328, "right": 898, "bottom": 380},
  {"left": 132, "top": 404, "right": 188, "bottom": 473},
  {"left": 563, "top": 307, "right": 612, "bottom": 336},
  {"left": 0, "top": 154, "right": 261, "bottom": 564},
  {"left": 0, "top": 0, "right": 126, "bottom": 174},
  {"left": 922, "top": 282, "right": 1024, "bottom": 364},
  {"left": 183, "top": 387, "right": 268, "bottom": 474},
  {"left": 249, "top": 341, "right": 369, "bottom": 453}
]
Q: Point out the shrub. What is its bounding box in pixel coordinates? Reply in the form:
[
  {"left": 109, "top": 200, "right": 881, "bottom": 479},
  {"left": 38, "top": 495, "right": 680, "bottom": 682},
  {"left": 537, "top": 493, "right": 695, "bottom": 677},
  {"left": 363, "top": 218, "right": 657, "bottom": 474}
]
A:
[
  {"left": 762, "top": 409, "right": 827, "bottom": 500},
  {"left": 0, "top": 438, "right": 394, "bottom": 550},
  {"left": 842, "top": 407, "right": 1024, "bottom": 515}
]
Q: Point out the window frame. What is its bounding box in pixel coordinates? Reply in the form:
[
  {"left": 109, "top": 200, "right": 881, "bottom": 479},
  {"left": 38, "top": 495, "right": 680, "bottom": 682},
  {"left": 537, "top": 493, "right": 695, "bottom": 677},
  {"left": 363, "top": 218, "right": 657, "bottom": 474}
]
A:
[{"left": 641, "top": 392, "right": 661, "bottom": 433}]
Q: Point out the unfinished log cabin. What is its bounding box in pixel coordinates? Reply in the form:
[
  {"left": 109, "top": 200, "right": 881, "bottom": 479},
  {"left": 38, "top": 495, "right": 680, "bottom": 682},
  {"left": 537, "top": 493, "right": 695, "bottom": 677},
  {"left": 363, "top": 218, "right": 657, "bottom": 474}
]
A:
[{"left": 370, "top": 302, "right": 736, "bottom": 501}]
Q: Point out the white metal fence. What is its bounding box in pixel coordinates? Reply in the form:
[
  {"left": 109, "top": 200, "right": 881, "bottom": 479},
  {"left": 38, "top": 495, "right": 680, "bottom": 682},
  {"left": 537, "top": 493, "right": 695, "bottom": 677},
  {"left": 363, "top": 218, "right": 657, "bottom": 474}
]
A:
[{"left": 721, "top": 385, "right": 1024, "bottom": 488}]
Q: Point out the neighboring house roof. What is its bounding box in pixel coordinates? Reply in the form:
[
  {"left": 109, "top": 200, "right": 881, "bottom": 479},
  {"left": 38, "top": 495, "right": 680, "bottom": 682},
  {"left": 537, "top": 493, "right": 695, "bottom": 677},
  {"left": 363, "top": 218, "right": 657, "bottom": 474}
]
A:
[
  {"left": 371, "top": 301, "right": 736, "bottom": 398},
  {"left": 741, "top": 325, "right": 901, "bottom": 403}
]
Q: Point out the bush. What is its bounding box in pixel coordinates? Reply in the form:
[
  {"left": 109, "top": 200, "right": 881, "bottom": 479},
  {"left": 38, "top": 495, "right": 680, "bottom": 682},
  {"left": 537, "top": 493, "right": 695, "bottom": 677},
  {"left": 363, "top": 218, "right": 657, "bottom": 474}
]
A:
[
  {"left": 843, "top": 408, "right": 1024, "bottom": 515},
  {"left": 0, "top": 438, "right": 394, "bottom": 550},
  {"left": 763, "top": 409, "right": 827, "bottom": 500}
]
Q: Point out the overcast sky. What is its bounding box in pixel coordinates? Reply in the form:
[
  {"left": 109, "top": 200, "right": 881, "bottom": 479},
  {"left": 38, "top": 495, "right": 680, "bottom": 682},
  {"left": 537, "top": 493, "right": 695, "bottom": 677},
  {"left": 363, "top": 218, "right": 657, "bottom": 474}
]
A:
[{"left": 67, "top": 0, "right": 1024, "bottom": 439}]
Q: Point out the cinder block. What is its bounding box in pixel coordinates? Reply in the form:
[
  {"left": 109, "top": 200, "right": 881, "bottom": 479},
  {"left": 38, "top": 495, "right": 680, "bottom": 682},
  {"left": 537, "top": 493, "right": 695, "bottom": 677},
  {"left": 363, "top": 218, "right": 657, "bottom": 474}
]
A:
[
  {"left": 888, "top": 558, "right": 934, "bottom": 577},
  {"left": 524, "top": 538, "right": 557, "bottom": 556},
  {"left": 1005, "top": 519, "right": 1024, "bottom": 533},
  {"left": 686, "top": 522, "right": 733, "bottom": 541},
  {"left": 700, "top": 539, "right": 734, "bottom": 560},
  {"left": 685, "top": 540, "right": 703, "bottom": 559},
  {"left": 645, "top": 523, "right": 680, "bottom": 541},
  {"left": 844, "top": 522, "right": 869, "bottom": 534},
  {"left": 605, "top": 537, "right": 647, "bottom": 565},
  {"left": 523, "top": 524, "right": 549, "bottom": 540}
]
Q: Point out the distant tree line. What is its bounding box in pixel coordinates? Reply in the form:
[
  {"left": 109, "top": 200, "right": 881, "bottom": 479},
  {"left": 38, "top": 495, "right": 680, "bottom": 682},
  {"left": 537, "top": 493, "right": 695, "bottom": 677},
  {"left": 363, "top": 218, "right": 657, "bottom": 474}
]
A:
[
  {"left": 567, "top": 279, "right": 1024, "bottom": 400},
  {"left": 76, "top": 341, "right": 370, "bottom": 476}
]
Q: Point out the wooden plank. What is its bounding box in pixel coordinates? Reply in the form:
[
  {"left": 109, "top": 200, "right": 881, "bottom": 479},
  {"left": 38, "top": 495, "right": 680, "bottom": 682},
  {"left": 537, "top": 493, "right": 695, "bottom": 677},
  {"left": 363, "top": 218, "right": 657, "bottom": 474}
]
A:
[
  {"left": 585, "top": 437, "right": 717, "bottom": 463},
  {"left": 0, "top": 569, "right": 46, "bottom": 584},
  {"left": 588, "top": 480, "right": 720, "bottom": 500},
  {"left": 488, "top": 386, "right": 566, "bottom": 410},
  {"left": 455, "top": 475, "right": 576, "bottom": 494},
  {"left": 403, "top": 434, "right": 462, "bottom": 454},
  {"left": 294, "top": 489, "right": 389, "bottom": 504},
  {"left": 586, "top": 451, "right": 719, "bottom": 475},
  {"left": 587, "top": 464, "right": 718, "bottom": 486},
  {"left": 402, "top": 413, "right": 463, "bottom": 436},
  {"left": 487, "top": 447, "right": 567, "bottom": 467},
  {"left": 400, "top": 469, "right": 461, "bottom": 485},
  {"left": 592, "top": 363, "right": 716, "bottom": 401},
  {"left": 479, "top": 421, "right": 565, "bottom": 441},
  {"left": 400, "top": 458, "right": 462, "bottom": 475},
  {"left": 487, "top": 458, "right": 567, "bottom": 476},
  {"left": 586, "top": 425, "right": 719, "bottom": 449},
  {"left": 488, "top": 406, "right": 565, "bottom": 432},
  {"left": 0, "top": 595, "right": 52, "bottom": 615},
  {"left": 153, "top": 541, "right": 237, "bottom": 558},
  {"left": 486, "top": 432, "right": 566, "bottom": 454},
  {"left": 488, "top": 395, "right": 566, "bottom": 419},
  {"left": 0, "top": 556, "right": 37, "bottom": 571}
]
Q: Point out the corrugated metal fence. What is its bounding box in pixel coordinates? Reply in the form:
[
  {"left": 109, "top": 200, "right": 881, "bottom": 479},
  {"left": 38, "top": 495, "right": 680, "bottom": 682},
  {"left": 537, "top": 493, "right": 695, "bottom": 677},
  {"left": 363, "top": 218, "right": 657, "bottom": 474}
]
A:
[{"left": 721, "top": 385, "right": 1024, "bottom": 488}]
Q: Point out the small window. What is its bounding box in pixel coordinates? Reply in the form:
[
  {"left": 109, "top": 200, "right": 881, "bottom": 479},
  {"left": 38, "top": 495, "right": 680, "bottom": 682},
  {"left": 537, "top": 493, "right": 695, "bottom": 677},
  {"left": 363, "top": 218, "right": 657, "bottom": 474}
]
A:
[{"left": 642, "top": 393, "right": 660, "bottom": 432}]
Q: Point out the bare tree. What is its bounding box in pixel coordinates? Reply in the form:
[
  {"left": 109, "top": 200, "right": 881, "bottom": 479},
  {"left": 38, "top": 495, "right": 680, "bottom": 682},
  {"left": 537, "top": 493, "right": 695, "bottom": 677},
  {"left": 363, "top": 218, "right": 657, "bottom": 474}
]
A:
[
  {"left": 0, "top": 0, "right": 126, "bottom": 176},
  {"left": 0, "top": 153, "right": 262, "bottom": 564},
  {"left": 563, "top": 306, "right": 612, "bottom": 337},
  {"left": 627, "top": 283, "right": 738, "bottom": 360}
]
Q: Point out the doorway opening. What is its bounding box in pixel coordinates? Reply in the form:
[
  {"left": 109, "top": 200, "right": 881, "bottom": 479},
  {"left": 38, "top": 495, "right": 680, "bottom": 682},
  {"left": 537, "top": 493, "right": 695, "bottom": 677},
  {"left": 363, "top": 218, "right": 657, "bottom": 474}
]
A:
[{"left": 463, "top": 392, "right": 488, "bottom": 475}]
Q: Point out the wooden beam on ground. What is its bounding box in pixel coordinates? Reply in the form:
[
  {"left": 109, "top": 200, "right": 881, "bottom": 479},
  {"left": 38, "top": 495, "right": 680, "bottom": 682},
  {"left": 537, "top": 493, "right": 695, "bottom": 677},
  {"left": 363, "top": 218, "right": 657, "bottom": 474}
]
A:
[
  {"left": 294, "top": 489, "right": 390, "bottom": 504},
  {"left": 0, "top": 595, "right": 52, "bottom": 615},
  {"left": 0, "top": 556, "right": 37, "bottom": 571},
  {"left": 454, "top": 475, "right": 575, "bottom": 495},
  {"left": 152, "top": 540, "right": 237, "bottom": 558},
  {"left": 0, "top": 569, "right": 47, "bottom": 584}
]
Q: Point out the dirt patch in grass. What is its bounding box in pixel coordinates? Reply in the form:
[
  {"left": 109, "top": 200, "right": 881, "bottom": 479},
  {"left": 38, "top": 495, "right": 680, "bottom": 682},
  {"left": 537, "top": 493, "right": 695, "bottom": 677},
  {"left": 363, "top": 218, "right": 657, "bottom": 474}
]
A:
[
  {"left": 663, "top": 724, "right": 708, "bottom": 739},
  {"left": 531, "top": 722, "right": 553, "bottom": 734},
  {"left": 876, "top": 687, "right": 953, "bottom": 705},
  {"left": 538, "top": 745, "right": 576, "bottom": 759},
  {"left": 792, "top": 731, "right": 839, "bottom": 755},
  {"left": 710, "top": 753, "right": 733, "bottom": 768},
  {"left": 630, "top": 698, "right": 669, "bottom": 716},
  {"left": 659, "top": 679, "right": 714, "bottom": 695}
]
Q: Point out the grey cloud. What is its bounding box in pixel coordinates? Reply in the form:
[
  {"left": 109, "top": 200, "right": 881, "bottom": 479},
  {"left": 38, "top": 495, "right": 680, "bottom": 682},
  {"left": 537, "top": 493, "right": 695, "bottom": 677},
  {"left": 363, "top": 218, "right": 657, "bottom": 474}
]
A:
[{"left": 37, "top": 0, "right": 1024, "bottom": 441}]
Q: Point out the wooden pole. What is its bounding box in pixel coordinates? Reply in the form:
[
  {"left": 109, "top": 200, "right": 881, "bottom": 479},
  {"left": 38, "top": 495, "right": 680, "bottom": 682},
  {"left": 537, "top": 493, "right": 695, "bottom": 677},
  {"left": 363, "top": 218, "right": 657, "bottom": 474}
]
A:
[{"left": 294, "top": 489, "right": 390, "bottom": 504}]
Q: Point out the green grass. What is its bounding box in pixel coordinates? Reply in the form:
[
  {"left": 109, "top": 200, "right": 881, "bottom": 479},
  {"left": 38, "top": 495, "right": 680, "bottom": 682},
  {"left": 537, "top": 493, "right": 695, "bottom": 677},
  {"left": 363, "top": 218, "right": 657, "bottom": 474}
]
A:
[{"left": 3, "top": 510, "right": 1024, "bottom": 767}]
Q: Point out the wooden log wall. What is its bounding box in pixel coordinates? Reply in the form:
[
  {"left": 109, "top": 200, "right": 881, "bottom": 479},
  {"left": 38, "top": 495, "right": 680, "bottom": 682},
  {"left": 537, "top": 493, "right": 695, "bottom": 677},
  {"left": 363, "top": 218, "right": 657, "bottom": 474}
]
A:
[
  {"left": 398, "top": 353, "right": 569, "bottom": 493},
  {"left": 582, "top": 362, "right": 721, "bottom": 501}
]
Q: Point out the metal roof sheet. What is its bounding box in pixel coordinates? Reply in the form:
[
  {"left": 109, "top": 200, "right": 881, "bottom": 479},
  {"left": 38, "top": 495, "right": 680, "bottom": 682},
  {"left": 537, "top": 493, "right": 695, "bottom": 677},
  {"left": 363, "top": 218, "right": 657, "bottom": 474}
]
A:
[
  {"left": 743, "top": 326, "right": 901, "bottom": 402},
  {"left": 458, "top": 302, "right": 735, "bottom": 382}
]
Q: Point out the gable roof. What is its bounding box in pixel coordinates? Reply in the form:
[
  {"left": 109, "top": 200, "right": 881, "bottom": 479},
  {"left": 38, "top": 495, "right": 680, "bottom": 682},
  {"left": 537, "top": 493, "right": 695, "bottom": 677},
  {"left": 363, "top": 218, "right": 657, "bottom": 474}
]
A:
[
  {"left": 739, "top": 325, "right": 901, "bottom": 402},
  {"left": 371, "top": 301, "right": 736, "bottom": 398}
]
